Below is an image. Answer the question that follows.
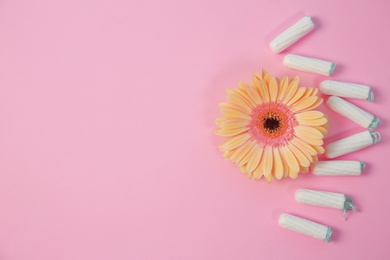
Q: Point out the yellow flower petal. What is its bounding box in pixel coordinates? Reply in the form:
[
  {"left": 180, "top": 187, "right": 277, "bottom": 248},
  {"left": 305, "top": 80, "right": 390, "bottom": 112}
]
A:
[
  {"left": 283, "top": 76, "right": 299, "bottom": 103},
  {"left": 227, "top": 88, "right": 256, "bottom": 108},
  {"left": 280, "top": 145, "right": 300, "bottom": 174},
  {"left": 288, "top": 142, "right": 311, "bottom": 167},
  {"left": 291, "top": 96, "right": 319, "bottom": 112},
  {"left": 253, "top": 71, "right": 262, "bottom": 80},
  {"left": 290, "top": 137, "right": 317, "bottom": 156},
  {"left": 295, "top": 125, "right": 324, "bottom": 139},
  {"left": 264, "top": 174, "right": 274, "bottom": 183},
  {"left": 281, "top": 154, "right": 290, "bottom": 178},
  {"left": 312, "top": 126, "right": 328, "bottom": 136},
  {"left": 223, "top": 150, "right": 235, "bottom": 159},
  {"left": 217, "top": 118, "right": 250, "bottom": 129},
  {"left": 235, "top": 142, "right": 258, "bottom": 167},
  {"left": 230, "top": 139, "right": 256, "bottom": 164},
  {"left": 284, "top": 168, "right": 290, "bottom": 178},
  {"left": 300, "top": 166, "right": 309, "bottom": 173},
  {"left": 296, "top": 147, "right": 314, "bottom": 164},
  {"left": 311, "top": 155, "right": 318, "bottom": 163},
  {"left": 273, "top": 147, "right": 284, "bottom": 180},
  {"left": 289, "top": 168, "right": 299, "bottom": 179},
  {"left": 238, "top": 81, "right": 248, "bottom": 92},
  {"left": 251, "top": 72, "right": 262, "bottom": 88},
  {"left": 219, "top": 106, "right": 252, "bottom": 120},
  {"left": 269, "top": 77, "right": 279, "bottom": 102},
  {"left": 294, "top": 111, "right": 324, "bottom": 120},
  {"left": 214, "top": 127, "right": 249, "bottom": 137},
  {"left": 299, "top": 97, "right": 323, "bottom": 112},
  {"left": 257, "top": 79, "right": 270, "bottom": 102},
  {"left": 219, "top": 102, "right": 247, "bottom": 113},
  {"left": 215, "top": 118, "right": 224, "bottom": 125},
  {"left": 239, "top": 81, "right": 261, "bottom": 106},
  {"left": 252, "top": 159, "right": 264, "bottom": 180},
  {"left": 310, "top": 88, "right": 318, "bottom": 96},
  {"left": 286, "top": 87, "right": 306, "bottom": 106},
  {"left": 295, "top": 134, "right": 324, "bottom": 146},
  {"left": 296, "top": 117, "right": 328, "bottom": 126},
  {"left": 277, "top": 76, "right": 289, "bottom": 101},
  {"left": 246, "top": 144, "right": 263, "bottom": 173},
  {"left": 237, "top": 82, "right": 257, "bottom": 106},
  {"left": 312, "top": 145, "right": 325, "bottom": 154},
  {"left": 227, "top": 94, "right": 252, "bottom": 113},
  {"left": 262, "top": 146, "right": 273, "bottom": 177},
  {"left": 219, "top": 133, "right": 251, "bottom": 151},
  {"left": 299, "top": 88, "right": 317, "bottom": 100},
  {"left": 262, "top": 68, "right": 271, "bottom": 84},
  {"left": 243, "top": 84, "right": 262, "bottom": 105}
]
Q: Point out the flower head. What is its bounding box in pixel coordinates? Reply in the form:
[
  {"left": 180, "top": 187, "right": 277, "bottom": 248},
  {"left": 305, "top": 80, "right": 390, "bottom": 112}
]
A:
[{"left": 215, "top": 69, "right": 328, "bottom": 182}]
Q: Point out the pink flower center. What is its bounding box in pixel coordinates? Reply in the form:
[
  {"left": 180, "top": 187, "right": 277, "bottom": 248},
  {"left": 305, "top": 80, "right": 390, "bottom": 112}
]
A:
[{"left": 249, "top": 102, "right": 296, "bottom": 147}]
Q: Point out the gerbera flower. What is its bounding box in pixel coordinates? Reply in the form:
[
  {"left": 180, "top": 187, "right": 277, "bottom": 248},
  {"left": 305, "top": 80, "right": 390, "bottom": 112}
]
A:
[{"left": 215, "top": 69, "right": 328, "bottom": 182}]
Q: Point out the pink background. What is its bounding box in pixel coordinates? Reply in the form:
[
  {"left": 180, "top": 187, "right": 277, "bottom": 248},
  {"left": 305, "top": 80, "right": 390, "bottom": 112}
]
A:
[{"left": 0, "top": 0, "right": 389, "bottom": 259}]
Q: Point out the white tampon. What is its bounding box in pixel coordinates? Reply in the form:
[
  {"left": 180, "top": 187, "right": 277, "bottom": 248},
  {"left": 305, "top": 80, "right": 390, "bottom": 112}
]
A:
[
  {"left": 283, "top": 54, "right": 336, "bottom": 76},
  {"left": 326, "top": 96, "right": 380, "bottom": 130},
  {"left": 269, "top": 16, "right": 315, "bottom": 53},
  {"left": 278, "top": 214, "right": 332, "bottom": 242},
  {"left": 319, "top": 80, "right": 374, "bottom": 102},
  {"left": 312, "top": 160, "right": 365, "bottom": 176},
  {"left": 295, "top": 189, "right": 356, "bottom": 220},
  {"left": 325, "top": 130, "right": 381, "bottom": 158}
]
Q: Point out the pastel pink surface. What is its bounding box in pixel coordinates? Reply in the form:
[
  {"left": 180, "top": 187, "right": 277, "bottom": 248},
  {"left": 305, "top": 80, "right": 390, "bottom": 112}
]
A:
[{"left": 0, "top": 0, "right": 389, "bottom": 259}]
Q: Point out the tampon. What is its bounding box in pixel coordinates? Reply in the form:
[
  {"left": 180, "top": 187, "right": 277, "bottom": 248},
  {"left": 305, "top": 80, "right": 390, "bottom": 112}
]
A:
[
  {"left": 312, "top": 160, "right": 364, "bottom": 176},
  {"left": 269, "top": 16, "right": 315, "bottom": 53},
  {"left": 319, "top": 80, "right": 374, "bottom": 102},
  {"left": 295, "top": 189, "right": 356, "bottom": 220},
  {"left": 326, "top": 96, "right": 380, "bottom": 130},
  {"left": 325, "top": 130, "right": 381, "bottom": 158},
  {"left": 283, "top": 54, "right": 336, "bottom": 76},
  {"left": 278, "top": 214, "right": 332, "bottom": 242}
]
